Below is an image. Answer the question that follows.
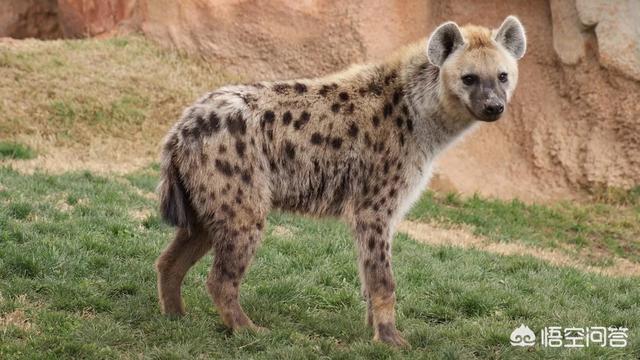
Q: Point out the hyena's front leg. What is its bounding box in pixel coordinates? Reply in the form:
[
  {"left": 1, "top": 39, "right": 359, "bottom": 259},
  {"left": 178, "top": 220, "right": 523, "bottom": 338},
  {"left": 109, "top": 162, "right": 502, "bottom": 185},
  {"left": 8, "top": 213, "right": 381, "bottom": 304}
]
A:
[{"left": 353, "top": 217, "right": 409, "bottom": 348}]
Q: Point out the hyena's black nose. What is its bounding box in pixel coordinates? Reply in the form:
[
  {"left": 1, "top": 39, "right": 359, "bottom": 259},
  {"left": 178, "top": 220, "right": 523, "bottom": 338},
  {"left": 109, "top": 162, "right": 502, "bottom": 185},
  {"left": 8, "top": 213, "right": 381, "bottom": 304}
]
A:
[{"left": 483, "top": 103, "right": 504, "bottom": 116}]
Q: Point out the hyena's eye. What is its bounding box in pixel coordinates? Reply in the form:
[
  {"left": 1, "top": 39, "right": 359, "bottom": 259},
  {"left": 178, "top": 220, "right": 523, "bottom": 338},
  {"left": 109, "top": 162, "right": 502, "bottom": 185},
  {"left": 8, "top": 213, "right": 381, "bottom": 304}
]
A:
[
  {"left": 461, "top": 74, "right": 477, "bottom": 86},
  {"left": 498, "top": 72, "right": 508, "bottom": 83}
]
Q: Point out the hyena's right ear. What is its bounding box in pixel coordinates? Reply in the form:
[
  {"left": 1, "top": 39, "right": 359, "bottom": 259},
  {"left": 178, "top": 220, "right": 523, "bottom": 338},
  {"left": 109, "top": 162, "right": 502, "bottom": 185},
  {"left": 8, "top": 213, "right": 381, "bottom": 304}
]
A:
[
  {"left": 494, "top": 16, "right": 526, "bottom": 60},
  {"left": 426, "top": 21, "right": 464, "bottom": 67}
]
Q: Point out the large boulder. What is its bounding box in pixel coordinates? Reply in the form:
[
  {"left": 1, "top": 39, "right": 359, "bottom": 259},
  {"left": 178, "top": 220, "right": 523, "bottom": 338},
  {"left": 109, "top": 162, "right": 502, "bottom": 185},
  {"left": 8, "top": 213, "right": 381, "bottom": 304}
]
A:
[{"left": 575, "top": 0, "right": 640, "bottom": 81}]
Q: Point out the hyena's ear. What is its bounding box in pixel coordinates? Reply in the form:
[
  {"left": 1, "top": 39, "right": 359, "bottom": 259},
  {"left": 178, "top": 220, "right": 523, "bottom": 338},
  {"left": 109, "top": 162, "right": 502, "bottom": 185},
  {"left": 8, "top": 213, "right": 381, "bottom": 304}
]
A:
[
  {"left": 494, "top": 15, "right": 526, "bottom": 60},
  {"left": 427, "top": 21, "right": 464, "bottom": 67}
]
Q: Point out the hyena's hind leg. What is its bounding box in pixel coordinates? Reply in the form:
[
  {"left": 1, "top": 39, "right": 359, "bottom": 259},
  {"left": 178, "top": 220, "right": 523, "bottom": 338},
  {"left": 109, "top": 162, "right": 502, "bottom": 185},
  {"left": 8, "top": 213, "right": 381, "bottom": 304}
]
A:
[
  {"left": 205, "top": 212, "right": 267, "bottom": 332},
  {"left": 155, "top": 224, "right": 213, "bottom": 316}
]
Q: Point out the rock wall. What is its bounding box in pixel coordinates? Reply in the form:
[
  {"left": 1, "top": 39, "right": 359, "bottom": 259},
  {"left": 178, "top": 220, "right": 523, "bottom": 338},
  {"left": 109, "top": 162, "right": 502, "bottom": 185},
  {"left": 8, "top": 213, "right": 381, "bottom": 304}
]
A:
[{"left": 1, "top": 0, "right": 639, "bottom": 200}]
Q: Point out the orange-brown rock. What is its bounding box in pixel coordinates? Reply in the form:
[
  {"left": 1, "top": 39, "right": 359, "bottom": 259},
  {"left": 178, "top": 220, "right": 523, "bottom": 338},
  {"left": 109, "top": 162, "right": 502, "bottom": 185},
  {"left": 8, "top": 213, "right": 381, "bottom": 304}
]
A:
[{"left": 56, "top": 0, "right": 139, "bottom": 38}]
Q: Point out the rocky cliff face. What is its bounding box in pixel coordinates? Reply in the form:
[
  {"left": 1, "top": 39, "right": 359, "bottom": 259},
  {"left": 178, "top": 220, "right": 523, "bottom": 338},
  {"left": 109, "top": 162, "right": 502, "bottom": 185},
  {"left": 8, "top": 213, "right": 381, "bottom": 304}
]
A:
[{"left": 2, "top": 0, "right": 639, "bottom": 200}]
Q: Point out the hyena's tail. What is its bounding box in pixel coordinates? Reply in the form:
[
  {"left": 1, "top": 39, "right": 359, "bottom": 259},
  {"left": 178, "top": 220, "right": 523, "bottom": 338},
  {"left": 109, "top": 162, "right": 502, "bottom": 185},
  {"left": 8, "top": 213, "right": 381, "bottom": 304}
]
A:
[{"left": 157, "top": 136, "right": 196, "bottom": 230}]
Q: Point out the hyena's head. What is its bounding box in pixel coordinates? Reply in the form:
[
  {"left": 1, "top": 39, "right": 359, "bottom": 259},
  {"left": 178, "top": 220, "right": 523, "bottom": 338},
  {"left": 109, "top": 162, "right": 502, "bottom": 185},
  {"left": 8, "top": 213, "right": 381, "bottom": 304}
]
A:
[{"left": 427, "top": 16, "right": 526, "bottom": 122}]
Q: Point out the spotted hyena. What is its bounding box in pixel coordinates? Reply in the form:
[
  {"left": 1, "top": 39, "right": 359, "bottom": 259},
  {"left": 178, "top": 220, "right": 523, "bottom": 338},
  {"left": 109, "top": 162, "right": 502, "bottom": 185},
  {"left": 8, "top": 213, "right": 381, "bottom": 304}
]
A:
[{"left": 155, "top": 16, "right": 526, "bottom": 347}]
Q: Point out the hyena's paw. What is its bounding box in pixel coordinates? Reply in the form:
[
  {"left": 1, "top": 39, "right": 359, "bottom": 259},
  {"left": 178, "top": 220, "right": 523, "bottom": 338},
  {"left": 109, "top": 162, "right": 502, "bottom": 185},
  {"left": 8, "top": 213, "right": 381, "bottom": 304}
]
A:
[
  {"left": 224, "top": 309, "right": 269, "bottom": 334},
  {"left": 374, "top": 323, "right": 411, "bottom": 348}
]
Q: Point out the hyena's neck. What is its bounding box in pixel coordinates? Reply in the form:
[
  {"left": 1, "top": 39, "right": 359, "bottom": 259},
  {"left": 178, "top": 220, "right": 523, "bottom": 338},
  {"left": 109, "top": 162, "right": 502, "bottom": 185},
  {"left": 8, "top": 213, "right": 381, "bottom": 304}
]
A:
[{"left": 397, "top": 44, "right": 477, "bottom": 159}]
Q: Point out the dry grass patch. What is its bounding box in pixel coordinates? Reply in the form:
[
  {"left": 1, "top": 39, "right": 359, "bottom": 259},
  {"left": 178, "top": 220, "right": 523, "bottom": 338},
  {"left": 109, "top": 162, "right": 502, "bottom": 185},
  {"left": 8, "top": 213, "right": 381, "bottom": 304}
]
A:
[
  {"left": 0, "top": 36, "right": 241, "bottom": 173},
  {"left": 398, "top": 220, "right": 640, "bottom": 277}
]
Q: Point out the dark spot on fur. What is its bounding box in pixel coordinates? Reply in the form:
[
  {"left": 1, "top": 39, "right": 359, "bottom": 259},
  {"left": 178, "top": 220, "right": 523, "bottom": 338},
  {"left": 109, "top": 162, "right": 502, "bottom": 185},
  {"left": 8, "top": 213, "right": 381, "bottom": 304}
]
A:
[
  {"left": 399, "top": 133, "right": 405, "bottom": 146},
  {"left": 362, "top": 198, "right": 372, "bottom": 209},
  {"left": 383, "top": 103, "right": 393, "bottom": 118},
  {"left": 383, "top": 160, "right": 390, "bottom": 174},
  {"left": 227, "top": 113, "right": 246, "bottom": 135},
  {"left": 208, "top": 112, "right": 221, "bottom": 133},
  {"left": 218, "top": 144, "right": 226, "bottom": 153},
  {"left": 272, "top": 83, "right": 290, "bottom": 94},
  {"left": 310, "top": 132, "right": 323, "bottom": 145},
  {"left": 372, "top": 115, "right": 380, "bottom": 127},
  {"left": 319, "top": 85, "right": 331, "bottom": 97},
  {"left": 282, "top": 111, "right": 292, "bottom": 125},
  {"left": 330, "top": 137, "right": 343, "bottom": 149},
  {"left": 235, "top": 140, "right": 246, "bottom": 157},
  {"left": 368, "top": 237, "right": 376, "bottom": 250},
  {"left": 294, "top": 82, "right": 307, "bottom": 93},
  {"left": 262, "top": 110, "right": 275, "bottom": 127},
  {"left": 348, "top": 122, "right": 359, "bottom": 138},
  {"left": 339, "top": 92, "right": 349, "bottom": 102},
  {"left": 392, "top": 89, "right": 403, "bottom": 105},
  {"left": 241, "top": 170, "right": 252, "bottom": 184},
  {"left": 294, "top": 111, "right": 310, "bottom": 130},
  {"left": 267, "top": 129, "right": 274, "bottom": 141},
  {"left": 313, "top": 159, "right": 320, "bottom": 173},
  {"left": 406, "top": 118, "right": 414, "bottom": 132},
  {"left": 256, "top": 221, "right": 264, "bottom": 230},
  {"left": 220, "top": 203, "right": 236, "bottom": 218},
  {"left": 389, "top": 188, "right": 397, "bottom": 198},
  {"left": 368, "top": 82, "right": 383, "bottom": 96},
  {"left": 331, "top": 103, "right": 341, "bottom": 113},
  {"left": 395, "top": 116, "right": 404, "bottom": 128},
  {"left": 215, "top": 159, "right": 233, "bottom": 177},
  {"left": 284, "top": 141, "right": 296, "bottom": 160}
]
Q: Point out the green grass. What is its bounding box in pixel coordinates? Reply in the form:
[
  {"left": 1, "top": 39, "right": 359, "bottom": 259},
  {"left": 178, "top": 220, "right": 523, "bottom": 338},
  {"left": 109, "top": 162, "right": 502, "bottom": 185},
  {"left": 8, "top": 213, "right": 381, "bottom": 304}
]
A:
[
  {"left": 1, "top": 167, "right": 639, "bottom": 359},
  {"left": 409, "top": 191, "right": 640, "bottom": 263},
  {"left": 0, "top": 141, "right": 35, "bottom": 160}
]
